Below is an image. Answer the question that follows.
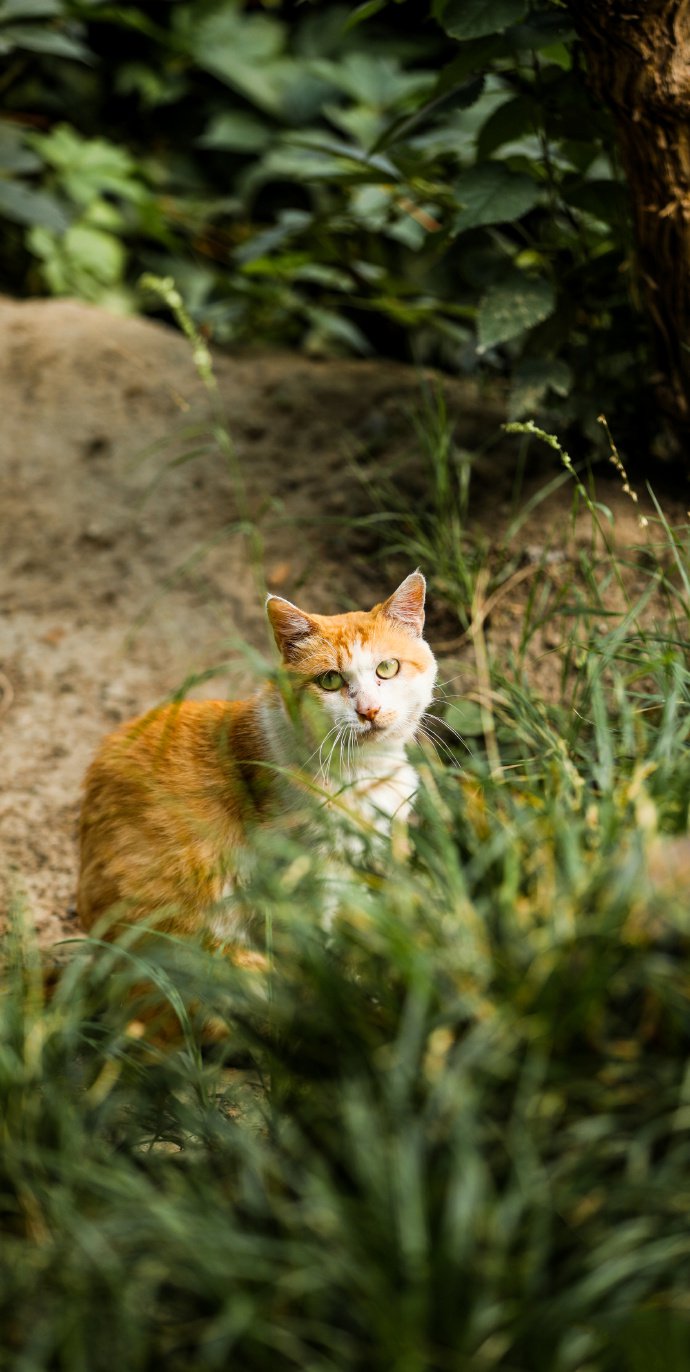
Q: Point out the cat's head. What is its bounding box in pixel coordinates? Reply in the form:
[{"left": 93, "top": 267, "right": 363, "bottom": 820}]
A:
[{"left": 266, "top": 572, "right": 436, "bottom": 748}]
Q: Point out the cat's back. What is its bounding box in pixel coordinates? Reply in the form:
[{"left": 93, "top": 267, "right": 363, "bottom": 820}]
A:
[{"left": 77, "top": 696, "right": 266, "bottom": 934}]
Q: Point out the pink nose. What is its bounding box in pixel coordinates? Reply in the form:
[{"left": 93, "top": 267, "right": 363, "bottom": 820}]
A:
[{"left": 356, "top": 702, "right": 380, "bottom": 722}]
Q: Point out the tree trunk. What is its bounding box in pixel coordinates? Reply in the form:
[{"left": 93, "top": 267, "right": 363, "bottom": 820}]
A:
[{"left": 567, "top": 0, "right": 690, "bottom": 444}]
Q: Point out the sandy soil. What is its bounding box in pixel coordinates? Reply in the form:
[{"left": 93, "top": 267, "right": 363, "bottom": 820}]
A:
[{"left": 1, "top": 297, "right": 686, "bottom": 948}]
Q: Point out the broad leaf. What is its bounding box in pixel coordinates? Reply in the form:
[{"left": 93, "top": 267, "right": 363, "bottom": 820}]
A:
[
  {"left": 478, "top": 272, "right": 555, "bottom": 349},
  {"left": 440, "top": 0, "right": 527, "bottom": 41},
  {"left": 454, "top": 163, "right": 540, "bottom": 234},
  {"left": 197, "top": 112, "right": 271, "bottom": 154},
  {"left": 371, "top": 76, "right": 484, "bottom": 154},
  {"left": 0, "top": 123, "right": 41, "bottom": 173},
  {"left": 476, "top": 95, "right": 538, "bottom": 159},
  {"left": 0, "top": 0, "right": 61, "bottom": 16},
  {"left": 344, "top": 0, "right": 389, "bottom": 29},
  {"left": 0, "top": 22, "right": 91, "bottom": 60},
  {"left": 509, "top": 357, "right": 573, "bottom": 418},
  {"left": 0, "top": 178, "right": 69, "bottom": 229}
]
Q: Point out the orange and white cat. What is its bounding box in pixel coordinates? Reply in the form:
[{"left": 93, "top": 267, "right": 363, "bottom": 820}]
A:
[{"left": 77, "top": 572, "right": 437, "bottom": 949}]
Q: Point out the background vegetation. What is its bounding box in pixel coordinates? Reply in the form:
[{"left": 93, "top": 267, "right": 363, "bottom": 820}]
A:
[{"left": 0, "top": 0, "right": 649, "bottom": 441}]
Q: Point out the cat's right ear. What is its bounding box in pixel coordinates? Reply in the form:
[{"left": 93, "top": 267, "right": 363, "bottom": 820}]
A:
[{"left": 266, "top": 594, "right": 315, "bottom": 660}]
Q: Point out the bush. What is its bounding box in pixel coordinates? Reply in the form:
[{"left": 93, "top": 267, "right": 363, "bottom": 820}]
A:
[{"left": 0, "top": 0, "right": 648, "bottom": 439}]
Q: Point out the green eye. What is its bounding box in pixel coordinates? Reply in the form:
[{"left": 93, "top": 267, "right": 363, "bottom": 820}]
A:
[
  {"left": 376, "top": 659, "right": 400, "bottom": 679},
  {"left": 317, "top": 670, "right": 345, "bottom": 691}
]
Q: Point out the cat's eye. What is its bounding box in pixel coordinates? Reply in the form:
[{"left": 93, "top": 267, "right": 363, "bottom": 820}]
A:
[
  {"left": 376, "top": 659, "right": 400, "bottom": 679},
  {"left": 317, "top": 670, "right": 345, "bottom": 691}
]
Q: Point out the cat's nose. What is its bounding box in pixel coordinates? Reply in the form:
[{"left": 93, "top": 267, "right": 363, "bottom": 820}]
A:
[{"left": 356, "top": 702, "right": 380, "bottom": 722}]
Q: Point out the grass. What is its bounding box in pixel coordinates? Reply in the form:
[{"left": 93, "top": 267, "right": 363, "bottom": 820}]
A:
[{"left": 5, "top": 389, "right": 690, "bottom": 1370}]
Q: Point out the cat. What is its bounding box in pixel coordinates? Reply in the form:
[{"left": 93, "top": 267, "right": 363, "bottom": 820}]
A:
[{"left": 77, "top": 571, "right": 437, "bottom": 956}]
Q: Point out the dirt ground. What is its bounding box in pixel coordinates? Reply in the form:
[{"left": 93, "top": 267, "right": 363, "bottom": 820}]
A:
[{"left": 1, "top": 296, "right": 687, "bottom": 948}]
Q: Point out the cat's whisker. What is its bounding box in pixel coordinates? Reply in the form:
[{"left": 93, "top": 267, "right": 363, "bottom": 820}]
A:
[
  {"left": 309, "top": 725, "right": 340, "bottom": 777},
  {"left": 305, "top": 725, "right": 339, "bottom": 769},
  {"left": 418, "top": 720, "right": 461, "bottom": 767},
  {"left": 316, "top": 724, "right": 344, "bottom": 787},
  {"left": 329, "top": 723, "right": 349, "bottom": 786},
  {"left": 424, "top": 710, "right": 470, "bottom": 753},
  {"left": 418, "top": 727, "right": 459, "bottom": 770},
  {"left": 314, "top": 726, "right": 339, "bottom": 781},
  {"left": 416, "top": 723, "right": 444, "bottom": 767},
  {"left": 347, "top": 725, "right": 356, "bottom": 781}
]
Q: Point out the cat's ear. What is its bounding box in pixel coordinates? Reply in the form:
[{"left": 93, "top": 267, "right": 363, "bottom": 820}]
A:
[
  {"left": 266, "top": 594, "right": 315, "bottom": 659},
  {"left": 380, "top": 570, "right": 426, "bottom": 636}
]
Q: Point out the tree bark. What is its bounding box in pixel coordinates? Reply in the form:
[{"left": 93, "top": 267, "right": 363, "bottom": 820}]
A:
[{"left": 566, "top": 0, "right": 690, "bottom": 442}]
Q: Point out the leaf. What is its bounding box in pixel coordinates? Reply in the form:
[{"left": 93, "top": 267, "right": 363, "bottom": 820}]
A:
[
  {"left": 508, "top": 358, "right": 573, "bottom": 418},
  {"left": 370, "top": 76, "right": 484, "bottom": 154},
  {"left": 0, "top": 0, "right": 61, "bottom": 16},
  {"left": 304, "top": 307, "right": 373, "bottom": 356},
  {"left": 454, "top": 164, "right": 540, "bottom": 234},
  {"left": 287, "top": 133, "right": 400, "bottom": 179},
  {"left": 344, "top": 0, "right": 389, "bottom": 29},
  {"left": 435, "top": 38, "right": 506, "bottom": 91},
  {"left": 293, "top": 262, "right": 353, "bottom": 291},
  {"left": 0, "top": 178, "right": 69, "bottom": 229},
  {"left": 32, "top": 126, "right": 143, "bottom": 206},
  {"left": 443, "top": 699, "right": 485, "bottom": 738},
  {"left": 0, "top": 22, "right": 91, "bottom": 61},
  {"left": 197, "top": 111, "right": 271, "bottom": 154},
  {"left": 63, "top": 222, "right": 125, "bottom": 285},
  {"left": 511, "top": 11, "right": 576, "bottom": 50},
  {"left": 0, "top": 122, "right": 41, "bottom": 173},
  {"left": 311, "top": 54, "right": 432, "bottom": 109},
  {"left": 439, "top": 0, "right": 527, "bottom": 41},
  {"left": 476, "top": 94, "right": 538, "bottom": 160},
  {"left": 565, "top": 178, "right": 629, "bottom": 227},
  {"left": 477, "top": 273, "right": 555, "bottom": 349},
  {"left": 190, "top": 9, "right": 291, "bottom": 116},
  {"left": 235, "top": 211, "right": 311, "bottom": 266}
]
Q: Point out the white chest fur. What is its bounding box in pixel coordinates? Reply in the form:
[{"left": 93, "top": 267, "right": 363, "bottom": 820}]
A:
[{"left": 347, "top": 752, "right": 417, "bottom": 834}]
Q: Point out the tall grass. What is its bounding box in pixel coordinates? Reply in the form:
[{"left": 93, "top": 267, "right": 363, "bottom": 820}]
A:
[{"left": 5, "top": 399, "right": 690, "bottom": 1371}]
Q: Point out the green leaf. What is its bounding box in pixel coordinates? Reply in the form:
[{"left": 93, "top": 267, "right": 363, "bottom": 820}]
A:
[
  {"left": 436, "top": 38, "right": 505, "bottom": 90},
  {"left": 454, "top": 164, "right": 540, "bottom": 234},
  {"left": 343, "top": 0, "right": 389, "bottom": 29},
  {"left": 197, "top": 111, "right": 271, "bottom": 154},
  {"left": 370, "top": 76, "right": 484, "bottom": 154},
  {"left": 190, "top": 9, "right": 294, "bottom": 117},
  {"left": 287, "top": 133, "right": 400, "bottom": 180},
  {"left": 0, "top": 122, "right": 41, "bottom": 173},
  {"left": 511, "top": 11, "right": 576, "bottom": 50},
  {"left": 508, "top": 357, "right": 574, "bottom": 418},
  {"left": 235, "top": 211, "right": 311, "bottom": 266},
  {"left": 0, "top": 22, "right": 91, "bottom": 61},
  {"left": 31, "top": 126, "right": 143, "bottom": 206},
  {"left": 311, "top": 54, "right": 432, "bottom": 109},
  {"left": 0, "top": 0, "right": 61, "bottom": 16},
  {"left": 304, "top": 307, "right": 372, "bottom": 355},
  {"left": 63, "top": 222, "right": 125, "bottom": 284},
  {"left": 443, "top": 699, "right": 485, "bottom": 738},
  {"left": 478, "top": 272, "right": 555, "bottom": 349},
  {"left": 476, "top": 95, "right": 538, "bottom": 160},
  {"left": 440, "top": 0, "right": 527, "bottom": 41},
  {"left": 565, "top": 178, "right": 629, "bottom": 226},
  {"left": 0, "top": 178, "right": 69, "bottom": 229}
]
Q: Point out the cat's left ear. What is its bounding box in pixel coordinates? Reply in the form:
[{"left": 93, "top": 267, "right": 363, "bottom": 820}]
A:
[
  {"left": 266, "top": 594, "right": 315, "bottom": 660},
  {"left": 380, "top": 570, "right": 426, "bottom": 636}
]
